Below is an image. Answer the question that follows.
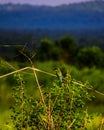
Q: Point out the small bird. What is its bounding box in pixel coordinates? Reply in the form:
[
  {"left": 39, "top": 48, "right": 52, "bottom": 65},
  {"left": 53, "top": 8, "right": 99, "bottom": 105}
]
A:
[{"left": 55, "top": 68, "right": 63, "bottom": 86}]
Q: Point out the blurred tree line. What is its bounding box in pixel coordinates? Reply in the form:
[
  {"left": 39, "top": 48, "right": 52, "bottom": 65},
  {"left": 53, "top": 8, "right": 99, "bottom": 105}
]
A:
[
  {"left": 0, "top": 31, "right": 104, "bottom": 68},
  {"left": 35, "top": 35, "right": 104, "bottom": 68}
]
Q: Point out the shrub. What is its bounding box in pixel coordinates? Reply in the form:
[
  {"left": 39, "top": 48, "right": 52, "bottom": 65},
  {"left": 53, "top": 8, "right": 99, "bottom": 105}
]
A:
[{"left": 10, "top": 69, "right": 93, "bottom": 130}]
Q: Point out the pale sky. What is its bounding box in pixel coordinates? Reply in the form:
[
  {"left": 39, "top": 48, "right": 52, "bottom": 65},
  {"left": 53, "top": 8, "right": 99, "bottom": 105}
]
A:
[{"left": 0, "top": 0, "right": 94, "bottom": 6}]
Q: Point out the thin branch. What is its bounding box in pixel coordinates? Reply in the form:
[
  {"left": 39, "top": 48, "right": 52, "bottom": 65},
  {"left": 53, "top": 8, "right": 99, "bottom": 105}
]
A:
[
  {"left": 72, "top": 81, "right": 104, "bottom": 96},
  {"left": 30, "top": 67, "right": 56, "bottom": 77},
  {"left": 3, "top": 60, "right": 17, "bottom": 70},
  {"left": 84, "top": 107, "right": 88, "bottom": 129},
  {"left": 51, "top": 89, "right": 61, "bottom": 113},
  {"left": 19, "top": 50, "right": 33, "bottom": 65},
  {"left": 70, "top": 91, "right": 74, "bottom": 114},
  {"left": 22, "top": 49, "right": 46, "bottom": 110},
  {"left": 19, "top": 50, "right": 47, "bottom": 112},
  {"left": 14, "top": 42, "right": 28, "bottom": 58},
  {"left": 67, "top": 119, "right": 76, "bottom": 129},
  {"left": 98, "top": 114, "right": 104, "bottom": 130},
  {"left": 32, "top": 66, "right": 47, "bottom": 110},
  {"left": 4, "top": 60, "right": 34, "bottom": 75},
  {"left": 0, "top": 67, "right": 30, "bottom": 79}
]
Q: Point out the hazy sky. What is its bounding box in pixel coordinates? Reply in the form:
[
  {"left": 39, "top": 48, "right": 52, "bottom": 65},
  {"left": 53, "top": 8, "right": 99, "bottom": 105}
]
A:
[{"left": 0, "top": 0, "right": 93, "bottom": 6}]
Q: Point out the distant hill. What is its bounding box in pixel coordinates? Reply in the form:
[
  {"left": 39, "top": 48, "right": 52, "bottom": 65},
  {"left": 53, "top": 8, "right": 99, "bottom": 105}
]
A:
[{"left": 0, "top": 1, "right": 104, "bottom": 29}]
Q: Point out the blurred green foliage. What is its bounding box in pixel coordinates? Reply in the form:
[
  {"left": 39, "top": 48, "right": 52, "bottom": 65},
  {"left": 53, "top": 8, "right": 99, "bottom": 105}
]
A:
[
  {"left": 77, "top": 46, "right": 104, "bottom": 68},
  {"left": 35, "top": 35, "right": 104, "bottom": 69}
]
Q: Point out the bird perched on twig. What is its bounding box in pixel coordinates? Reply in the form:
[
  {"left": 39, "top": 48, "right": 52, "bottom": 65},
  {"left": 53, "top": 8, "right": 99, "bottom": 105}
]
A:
[{"left": 55, "top": 68, "right": 63, "bottom": 86}]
